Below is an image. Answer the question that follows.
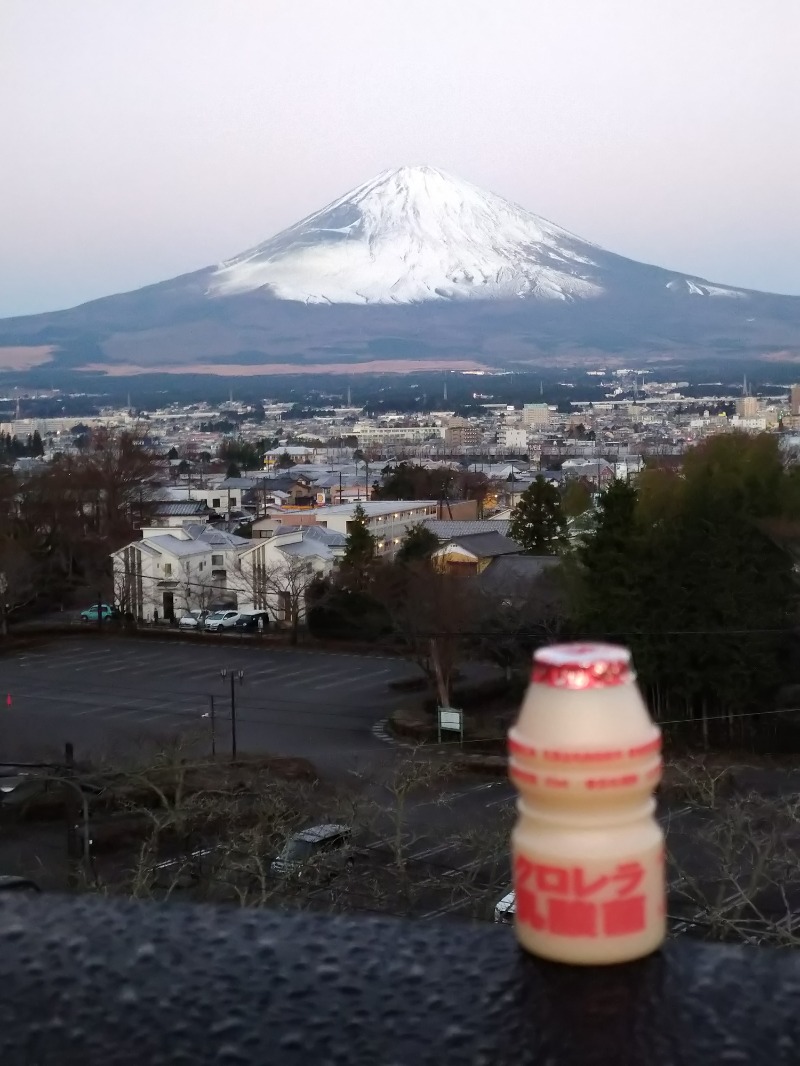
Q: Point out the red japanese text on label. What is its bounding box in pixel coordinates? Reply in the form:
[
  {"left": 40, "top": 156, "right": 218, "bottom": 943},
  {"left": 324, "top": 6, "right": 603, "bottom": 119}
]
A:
[
  {"left": 514, "top": 856, "right": 650, "bottom": 938},
  {"left": 508, "top": 735, "right": 661, "bottom": 763}
]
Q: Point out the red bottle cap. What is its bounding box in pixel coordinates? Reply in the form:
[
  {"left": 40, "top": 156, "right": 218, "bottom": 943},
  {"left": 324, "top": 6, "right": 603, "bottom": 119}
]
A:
[{"left": 532, "top": 643, "right": 634, "bottom": 690}]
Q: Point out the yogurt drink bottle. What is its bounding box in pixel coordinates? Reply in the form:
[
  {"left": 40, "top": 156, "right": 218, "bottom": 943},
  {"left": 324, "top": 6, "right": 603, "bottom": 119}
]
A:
[{"left": 508, "top": 642, "right": 665, "bottom": 965}]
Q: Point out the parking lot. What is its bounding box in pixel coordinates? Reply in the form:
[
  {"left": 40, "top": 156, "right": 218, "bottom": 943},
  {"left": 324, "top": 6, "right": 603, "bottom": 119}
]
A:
[{"left": 0, "top": 638, "right": 420, "bottom": 776}]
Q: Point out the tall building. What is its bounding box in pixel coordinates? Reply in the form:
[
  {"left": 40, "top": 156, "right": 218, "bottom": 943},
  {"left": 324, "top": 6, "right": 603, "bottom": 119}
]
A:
[
  {"left": 521, "top": 403, "right": 550, "bottom": 428},
  {"left": 791, "top": 384, "right": 800, "bottom": 416},
  {"left": 445, "top": 418, "right": 481, "bottom": 449},
  {"left": 735, "top": 395, "right": 760, "bottom": 419}
]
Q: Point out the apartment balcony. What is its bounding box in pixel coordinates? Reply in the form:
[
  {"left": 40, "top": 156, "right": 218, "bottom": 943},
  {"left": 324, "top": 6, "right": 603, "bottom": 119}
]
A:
[{"left": 0, "top": 894, "right": 795, "bottom": 1064}]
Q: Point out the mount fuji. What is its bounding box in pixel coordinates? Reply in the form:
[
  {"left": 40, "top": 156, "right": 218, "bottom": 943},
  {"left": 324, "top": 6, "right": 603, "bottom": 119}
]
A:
[
  {"left": 209, "top": 166, "right": 606, "bottom": 305},
  {"left": 2, "top": 165, "right": 799, "bottom": 376}
]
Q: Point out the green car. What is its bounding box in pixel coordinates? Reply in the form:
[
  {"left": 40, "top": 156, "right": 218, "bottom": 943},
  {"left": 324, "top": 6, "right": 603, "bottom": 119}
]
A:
[{"left": 80, "top": 603, "right": 117, "bottom": 622}]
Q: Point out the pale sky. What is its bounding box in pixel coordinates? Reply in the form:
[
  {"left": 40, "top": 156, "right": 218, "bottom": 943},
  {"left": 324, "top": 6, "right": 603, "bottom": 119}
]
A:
[{"left": 2, "top": 0, "right": 799, "bottom": 317}]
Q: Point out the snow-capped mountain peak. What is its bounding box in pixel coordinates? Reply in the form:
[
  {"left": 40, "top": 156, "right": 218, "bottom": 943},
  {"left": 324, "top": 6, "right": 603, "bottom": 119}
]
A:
[{"left": 209, "top": 165, "right": 605, "bottom": 305}]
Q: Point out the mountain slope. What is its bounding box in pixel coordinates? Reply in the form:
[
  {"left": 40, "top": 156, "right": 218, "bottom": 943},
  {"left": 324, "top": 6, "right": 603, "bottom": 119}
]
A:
[
  {"left": 1, "top": 165, "right": 799, "bottom": 375},
  {"left": 210, "top": 165, "right": 605, "bottom": 304}
]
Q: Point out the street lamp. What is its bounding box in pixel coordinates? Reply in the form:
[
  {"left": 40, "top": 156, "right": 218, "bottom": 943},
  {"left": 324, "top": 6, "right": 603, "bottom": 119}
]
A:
[{"left": 220, "top": 668, "right": 244, "bottom": 761}]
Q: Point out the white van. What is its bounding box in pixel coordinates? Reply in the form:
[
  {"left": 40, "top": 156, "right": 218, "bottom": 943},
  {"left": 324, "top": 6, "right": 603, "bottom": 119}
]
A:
[{"left": 494, "top": 890, "right": 516, "bottom": 924}]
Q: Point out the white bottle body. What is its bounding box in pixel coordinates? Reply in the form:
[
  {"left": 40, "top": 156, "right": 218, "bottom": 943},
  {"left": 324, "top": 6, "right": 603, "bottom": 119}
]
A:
[{"left": 509, "top": 644, "right": 665, "bottom": 965}]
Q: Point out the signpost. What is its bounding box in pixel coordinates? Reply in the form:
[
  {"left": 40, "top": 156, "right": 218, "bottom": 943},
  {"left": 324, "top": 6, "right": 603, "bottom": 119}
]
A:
[{"left": 437, "top": 706, "right": 464, "bottom": 746}]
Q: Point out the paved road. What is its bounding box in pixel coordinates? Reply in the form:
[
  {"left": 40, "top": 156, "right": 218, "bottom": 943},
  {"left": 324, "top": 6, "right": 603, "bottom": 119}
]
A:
[{"left": 0, "top": 638, "right": 421, "bottom": 777}]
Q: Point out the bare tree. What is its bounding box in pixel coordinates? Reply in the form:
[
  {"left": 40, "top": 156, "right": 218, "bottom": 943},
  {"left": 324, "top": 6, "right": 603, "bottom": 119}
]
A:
[
  {"left": 0, "top": 539, "right": 37, "bottom": 635},
  {"left": 469, "top": 567, "right": 565, "bottom": 679},
  {"left": 179, "top": 561, "right": 222, "bottom": 615},
  {"left": 372, "top": 561, "right": 476, "bottom": 703},
  {"left": 237, "top": 552, "right": 321, "bottom": 644},
  {"left": 665, "top": 757, "right": 800, "bottom": 946}
]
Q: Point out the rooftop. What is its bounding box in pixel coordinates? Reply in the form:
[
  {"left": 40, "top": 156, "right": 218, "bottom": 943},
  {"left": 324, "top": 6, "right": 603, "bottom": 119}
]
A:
[
  {"left": 424, "top": 519, "right": 512, "bottom": 539},
  {"left": 314, "top": 500, "right": 439, "bottom": 518},
  {"left": 436, "top": 532, "right": 521, "bottom": 559},
  {"left": 152, "top": 501, "right": 209, "bottom": 517},
  {"left": 479, "top": 553, "right": 562, "bottom": 584}
]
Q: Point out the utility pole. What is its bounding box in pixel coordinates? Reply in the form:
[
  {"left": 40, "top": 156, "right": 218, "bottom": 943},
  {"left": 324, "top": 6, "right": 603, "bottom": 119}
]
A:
[
  {"left": 206, "top": 695, "right": 216, "bottom": 758},
  {"left": 220, "top": 669, "right": 243, "bottom": 761},
  {"left": 65, "top": 742, "right": 78, "bottom": 889}
]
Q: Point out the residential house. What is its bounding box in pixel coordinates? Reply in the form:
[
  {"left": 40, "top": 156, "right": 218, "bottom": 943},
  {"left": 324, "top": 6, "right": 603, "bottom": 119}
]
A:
[
  {"left": 237, "top": 525, "right": 346, "bottom": 625},
  {"left": 247, "top": 474, "right": 317, "bottom": 510},
  {"left": 149, "top": 501, "right": 212, "bottom": 528},
  {"left": 263, "top": 445, "right": 316, "bottom": 468},
  {"left": 250, "top": 509, "right": 320, "bottom": 539},
  {"left": 431, "top": 531, "right": 522, "bottom": 574},
  {"left": 112, "top": 524, "right": 250, "bottom": 622}
]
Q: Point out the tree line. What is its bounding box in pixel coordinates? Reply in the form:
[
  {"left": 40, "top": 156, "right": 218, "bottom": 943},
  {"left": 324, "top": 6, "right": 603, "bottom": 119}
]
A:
[
  {"left": 0, "top": 430, "right": 44, "bottom": 459},
  {"left": 0, "top": 430, "right": 158, "bottom": 632},
  {"left": 311, "top": 435, "right": 800, "bottom": 749}
]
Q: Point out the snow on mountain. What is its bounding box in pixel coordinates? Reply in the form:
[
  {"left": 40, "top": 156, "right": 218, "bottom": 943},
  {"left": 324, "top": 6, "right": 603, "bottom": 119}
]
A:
[{"left": 209, "top": 165, "right": 606, "bottom": 305}]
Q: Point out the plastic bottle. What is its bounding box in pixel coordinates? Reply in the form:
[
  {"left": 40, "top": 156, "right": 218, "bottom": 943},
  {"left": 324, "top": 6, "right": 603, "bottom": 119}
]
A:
[{"left": 508, "top": 642, "right": 664, "bottom": 965}]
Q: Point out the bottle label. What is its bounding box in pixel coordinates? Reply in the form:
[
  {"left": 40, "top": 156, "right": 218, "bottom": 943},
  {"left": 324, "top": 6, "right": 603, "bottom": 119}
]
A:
[{"left": 514, "top": 849, "right": 664, "bottom": 939}]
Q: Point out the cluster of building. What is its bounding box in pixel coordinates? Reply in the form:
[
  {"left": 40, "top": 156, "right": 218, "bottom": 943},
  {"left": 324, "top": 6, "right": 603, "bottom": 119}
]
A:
[{"left": 4, "top": 371, "right": 799, "bottom": 629}]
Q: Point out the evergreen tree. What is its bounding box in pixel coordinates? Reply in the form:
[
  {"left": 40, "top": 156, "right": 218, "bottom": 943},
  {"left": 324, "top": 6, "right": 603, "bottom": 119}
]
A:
[
  {"left": 396, "top": 522, "right": 439, "bottom": 565},
  {"left": 341, "top": 503, "right": 375, "bottom": 588},
  {"left": 572, "top": 478, "right": 640, "bottom": 636},
  {"left": 508, "top": 476, "right": 567, "bottom": 554},
  {"left": 31, "top": 430, "right": 44, "bottom": 457},
  {"left": 571, "top": 442, "right": 798, "bottom": 732},
  {"left": 226, "top": 461, "right": 241, "bottom": 478}
]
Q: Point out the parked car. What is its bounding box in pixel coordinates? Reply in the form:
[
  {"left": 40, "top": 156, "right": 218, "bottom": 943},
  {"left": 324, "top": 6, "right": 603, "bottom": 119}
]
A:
[
  {"left": 178, "top": 609, "right": 209, "bottom": 630},
  {"left": 271, "top": 824, "right": 353, "bottom": 879},
  {"left": 204, "top": 610, "right": 240, "bottom": 632},
  {"left": 0, "top": 875, "right": 40, "bottom": 894},
  {"left": 233, "top": 611, "right": 270, "bottom": 632},
  {"left": 80, "top": 603, "right": 117, "bottom": 623},
  {"left": 494, "top": 890, "right": 515, "bottom": 924}
]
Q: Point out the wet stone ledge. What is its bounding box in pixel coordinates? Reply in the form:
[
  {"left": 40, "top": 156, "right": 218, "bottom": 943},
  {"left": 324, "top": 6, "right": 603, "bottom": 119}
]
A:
[{"left": 0, "top": 895, "right": 798, "bottom": 1065}]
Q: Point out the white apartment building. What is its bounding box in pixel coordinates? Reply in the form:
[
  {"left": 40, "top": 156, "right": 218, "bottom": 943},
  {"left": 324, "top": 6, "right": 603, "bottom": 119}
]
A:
[
  {"left": 730, "top": 415, "right": 768, "bottom": 432},
  {"left": 352, "top": 423, "right": 444, "bottom": 446},
  {"left": 498, "top": 426, "right": 528, "bottom": 451},
  {"left": 313, "top": 500, "right": 440, "bottom": 555},
  {"left": 237, "top": 525, "right": 346, "bottom": 624},
  {"left": 112, "top": 525, "right": 250, "bottom": 622}
]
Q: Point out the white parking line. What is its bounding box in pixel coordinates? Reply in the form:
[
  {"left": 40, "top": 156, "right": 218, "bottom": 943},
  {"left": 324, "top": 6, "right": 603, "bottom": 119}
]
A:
[
  {"left": 258, "top": 666, "right": 326, "bottom": 683},
  {"left": 102, "top": 708, "right": 145, "bottom": 721},
  {"left": 313, "top": 669, "right": 391, "bottom": 691},
  {"left": 72, "top": 704, "right": 115, "bottom": 717},
  {"left": 239, "top": 666, "right": 289, "bottom": 680}
]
